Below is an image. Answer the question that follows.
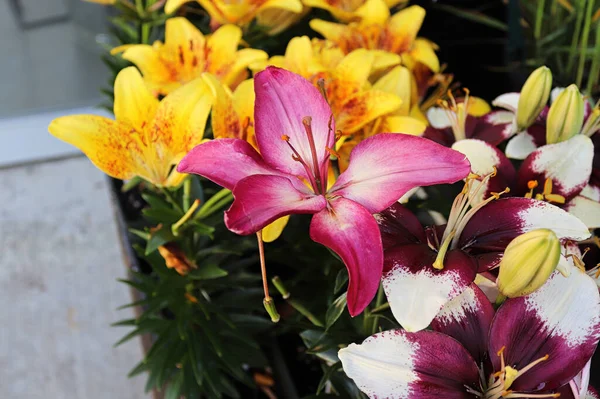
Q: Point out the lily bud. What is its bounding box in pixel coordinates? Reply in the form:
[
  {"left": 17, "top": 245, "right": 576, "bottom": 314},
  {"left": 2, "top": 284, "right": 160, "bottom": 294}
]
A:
[
  {"left": 516, "top": 66, "right": 552, "bottom": 131},
  {"left": 546, "top": 84, "right": 584, "bottom": 144},
  {"left": 497, "top": 229, "right": 561, "bottom": 298}
]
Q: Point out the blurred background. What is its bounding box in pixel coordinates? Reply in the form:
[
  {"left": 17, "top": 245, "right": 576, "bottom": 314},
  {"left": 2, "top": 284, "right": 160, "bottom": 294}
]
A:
[{"left": 0, "top": 0, "right": 147, "bottom": 397}]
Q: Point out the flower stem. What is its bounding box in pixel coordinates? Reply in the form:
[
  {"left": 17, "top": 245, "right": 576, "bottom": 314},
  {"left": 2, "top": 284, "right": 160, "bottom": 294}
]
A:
[
  {"left": 194, "top": 188, "right": 233, "bottom": 220},
  {"left": 172, "top": 199, "right": 201, "bottom": 236},
  {"left": 272, "top": 276, "right": 324, "bottom": 327},
  {"left": 160, "top": 187, "right": 184, "bottom": 214},
  {"left": 182, "top": 178, "right": 191, "bottom": 212},
  {"left": 257, "top": 232, "right": 279, "bottom": 323}
]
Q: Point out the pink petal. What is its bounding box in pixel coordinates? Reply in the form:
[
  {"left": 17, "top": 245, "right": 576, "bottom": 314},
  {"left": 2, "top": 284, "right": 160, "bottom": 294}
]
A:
[
  {"left": 330, "top": 133, "right": 471, "bottom": 214},
  {"left": 339, "top": 329, "right": 480, "bottom": 399},
  {"left": 382, "top": 245, "right": 477, "bottom": 332},
  {"left": 309, "top": 197, "right": 383, "bottom": 317},
  {"left": 254, "top": 67, "right": 334, "bottom": 183},
  {"left": 177, "top": 138, "right": 281, "bottom": 190},
  {"left": 431, "top": 283, "right": 495, "bottom": 365},
  {"left": 489, "top": 265, "right": 600, "bottom": 391},
  {"left": 375, "top": 202, "right": 426, "bottom": 251},
  {"left": 458, "top": 198, "right": 590, "bottom": 252},
  {"left": 471, "top": 110, "right": 515, "bottom": 145},
  {"left": 225, "top": 174, "right": 327, "bottom": 234},
  {"left": 517, "top": 135, "right": 594, "bottom": 201},
  {"left": 451, "top": 139, "right": 516, "bottom": 204}
]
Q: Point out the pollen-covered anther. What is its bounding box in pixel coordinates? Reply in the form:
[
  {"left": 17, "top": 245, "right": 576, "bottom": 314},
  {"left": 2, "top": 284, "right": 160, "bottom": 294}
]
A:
[
  {"left": 281, "top": 134, "right": 290, "bottom": 141},
  {"left": 326, "top": 147, "right": 340, "bottom": 159}
]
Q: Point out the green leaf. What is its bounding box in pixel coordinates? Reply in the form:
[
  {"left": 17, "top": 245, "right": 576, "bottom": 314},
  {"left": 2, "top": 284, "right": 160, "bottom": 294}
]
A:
[
  {"left": 325, "top": 292, "right": 347, "bottom": 331},
  {"left": 317, "top": 362, "right": 342, "bottom": 395},
  {"left": 433, "top": 4, "right": 508, "bottom": 31},
  {"left": 334, "top": 269, "right": 349, "bottom": 294},
  {"left": 164, "top": 370, "right": 184, "bottom": 399},
  {"left": 146, "top": 225, "right": 176, "bottom": 255},
  {"left": 188, "top": 263, "right": 228, "bottom": 280}
]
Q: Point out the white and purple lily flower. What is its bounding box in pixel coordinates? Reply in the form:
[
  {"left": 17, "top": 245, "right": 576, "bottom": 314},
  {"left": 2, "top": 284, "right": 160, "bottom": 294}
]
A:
[
  {"left": 452, "top": 136, "right": 600, "bottom": 228},
  {"left": 423, "top": 97, "right": 515, "bottom": 148},
  {"left": 339, "top": 262, "right": 600, "bottom": 399},
  {"left": 177, "top": 67, "right": 471, "bottom": 316},
  {"left": 376, "top": 184, "right": 590, "bottom": 332}
]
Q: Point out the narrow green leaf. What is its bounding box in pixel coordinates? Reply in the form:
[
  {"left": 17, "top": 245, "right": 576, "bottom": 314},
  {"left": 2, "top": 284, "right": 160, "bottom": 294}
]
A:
[
  {"left": 317, "top": 362, "right": 342, "bottom": 395},
  {"left": 146, "top": 225, "right": 176, "bottom": 255},
  {"left": 334, "top": 269, "right": 349, "bottom": 294},
  {"left": 164, "top": 371, "right": 184, "bottom": 399},
  {"left": 188, "top": 264, "right": 228, "bottom": 280},
  {"left": 325, "top": 292, "right": 347, "bottom": 331},
  {"left": 433, "top": 4, "right": 508, "bottom": 31}
]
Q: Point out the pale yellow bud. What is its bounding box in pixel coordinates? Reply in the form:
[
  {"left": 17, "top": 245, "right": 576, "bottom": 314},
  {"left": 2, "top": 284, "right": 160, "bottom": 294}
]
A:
[
  {"left": 516, "top": 66, "right": 552, "bottom": 131},
  {"left": 546, "top": 84, "right": 584, "bottom": 144},
  {"left": 497, "top": 229, "right": 561, "bottom": 298}
]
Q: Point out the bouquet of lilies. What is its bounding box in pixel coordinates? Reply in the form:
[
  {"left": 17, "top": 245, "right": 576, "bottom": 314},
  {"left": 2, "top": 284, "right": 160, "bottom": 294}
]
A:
[{"left": 52, "top": 0, "right": 600, "bottom": 397}]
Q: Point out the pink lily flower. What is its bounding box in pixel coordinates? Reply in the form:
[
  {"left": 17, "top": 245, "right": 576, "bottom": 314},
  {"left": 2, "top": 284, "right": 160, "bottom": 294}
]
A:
[
  {"left": 177, "top": 67, "right": 471, "bottom": 316},
  {"left": 377, "top": 180, "right": 590, "bottom": 331},
  {"left": 339, "top": 262, "right": 600, "bottom": 399}
]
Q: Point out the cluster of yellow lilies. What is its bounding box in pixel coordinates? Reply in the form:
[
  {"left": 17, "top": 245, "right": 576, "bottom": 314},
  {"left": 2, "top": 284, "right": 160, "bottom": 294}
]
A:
[{"left": 57, "top": 0, "right": 460, "bottom": 239}]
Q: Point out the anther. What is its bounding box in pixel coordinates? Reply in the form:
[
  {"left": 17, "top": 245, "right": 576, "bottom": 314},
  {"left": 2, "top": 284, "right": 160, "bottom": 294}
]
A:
[{"left": 281, "top": 134, "right": 290, "bottom": 141}]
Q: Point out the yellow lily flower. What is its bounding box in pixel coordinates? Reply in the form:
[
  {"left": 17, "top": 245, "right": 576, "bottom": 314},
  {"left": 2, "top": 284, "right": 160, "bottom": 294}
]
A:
[
  {"left": 164, "top": 0, "right": 302, "bottom": 27},
  {"left": 252, "top": 36, "right": 403, "bottom": 135},
  {"left": 113, "top": 18, "right": 268, "bottom": 95},
  {"left": 48, "top": 67, "right": 212, "bottom": 187},
  {"left": 304, "top": 0, "right": 406, "bottom": 23},
  {"left": 310, "top": 2, "right": 440, "bottom": 74}
]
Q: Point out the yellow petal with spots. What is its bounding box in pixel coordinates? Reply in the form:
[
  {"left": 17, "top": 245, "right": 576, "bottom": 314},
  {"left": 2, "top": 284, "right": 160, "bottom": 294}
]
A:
[
  {"left": 334, "top": 49, "right": 375, "bottom": 98},
  {"left": 196, "top": 0, "right": 230, "bottom": 24},
  {"left": 256, "top": 6, "right": 308, "bottom": 36},
  {"left": 114, "top": 67, "right": 159, "bottom": 132},
  {"left": 153, "top": 77, "right": 212, "bottom": 160},
  {"left": 337, "top": 90, "right": 402, "bottom": 133},
  {"left": 165, "top": 17, "right": 206, "bottom": 51},
  {"left": 233, "top": 79, "right": 256, "bottom": 144},
  {"left": 165, "top": 0, "right": 191, "bottom": 13},
  {"left": 371, "top": 50, "right": 402, "bottom": 75},
  {"left": 259, "top": 0, "right": 303, "bottom": 14},
  {"left": 202, "top": 73, "right": 241, "bottom": 140},
  {"left": 207, "top": 25, "right": 243, "bottom": 78},
  {"left": 110, "top": 44, "right": 136, "bottom": 55},
  {"left": 48, "top": 115, "right": 137, "bottom": 180},
  {"left": 388, "top": 5, "right": 425, "bottom": 49},
  {"left": 409, "top": 38, "right": 440, "bottom": 73},
  {"left": 262, "top": 216, "right": 290, "bottom": 242},
  {"left": 121, "top": 46, "right": 173, "bottom": 95}
]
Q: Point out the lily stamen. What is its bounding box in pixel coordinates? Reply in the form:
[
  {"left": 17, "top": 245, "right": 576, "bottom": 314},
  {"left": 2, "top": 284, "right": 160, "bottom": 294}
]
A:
[
  {"left": 524, "top": 179, "right": 566, "bottom": 204},
  {"left": 482, "top": 349, "right": 553, "bottom": 399},
  {"left": 302, "top": 116, "right": 325, "bottom": 193},
  {"left": 281, "top": 133, "right": 321, "bottom": 192}
]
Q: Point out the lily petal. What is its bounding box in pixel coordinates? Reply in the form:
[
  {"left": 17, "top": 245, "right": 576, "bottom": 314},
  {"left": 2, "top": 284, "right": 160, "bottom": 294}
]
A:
[
  {"left": 310, "top": 197, "right": 383, "bottom": 316},
  {"left": 331, "top": 133, "right": 471, "bottom": 213},
  {"left": 431, "top": 283, "right": 495, "bottom": 365},
  {"left": 489, "top": 265, "right": 600, "bottom": 391},
  {"left": 472, "top": 110, "right": 515, "bottom": 145},
  {"left": 383, "top": 245, "right": 477, "bottom": 332},
  {"left": 226, "top": 174, "right": 327, "bottom": 234},
  {"left": 451, "top": 139, "right": 516, "bottom": 205},
  {"left": 505, "top": 130, "right": 538, "bottom": 160},
  {"left": 458, "top": 198, "right": 590, "bottom": 251},
  {"left": 254, "top": 67, "right": 334, "bottom": 179},
  {"left": 113, "top": 67, "right": 159, "bottom": 132},
  {"left": 48, "top": 115, "right": 135, "bottom": 180},
  {"left": 492, "top": 92, "right": 520, "bottom": 113},
  {"left": 564, "top": 195, "right": 600, "bottom": 229},
  {"left": 375, "top": 202, "right": 426, "bottom": 251},
  {"left": 339, "top": 329, "right": 480, "bottom": 399},
  {"left": 177, "top": 139, "right": 282, "bottom": 190},
  {"left": 517, "top": 135, "right": 594, "bottom": 201}
]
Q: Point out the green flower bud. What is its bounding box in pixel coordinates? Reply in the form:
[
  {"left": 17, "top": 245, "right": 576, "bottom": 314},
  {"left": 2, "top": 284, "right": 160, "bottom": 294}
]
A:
[
  {"left": 516, "top": 66, "right": 552, "bottom": 131},
  {"left": 546, "top": 84, "right": 584, "bottom": 144},
  {"left": 497, "top": 229, "right": 561, "bottom": 298}
]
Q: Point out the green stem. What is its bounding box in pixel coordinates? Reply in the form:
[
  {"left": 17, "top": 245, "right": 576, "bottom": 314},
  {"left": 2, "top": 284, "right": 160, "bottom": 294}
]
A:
[
  {"left": 271, "top": 276, "right": 324, "bottom": 327},
  {"left": 370, "top": 302, "right": 390, "bottom": 313},
  {"left": 134, "top": 0, "right": 145, "bottom": 15},
  {"left": 585, "top": 21, "right": 600, "bottom": 95},
  {"left": 140, "top": 23, "right": 150, "bottom": 44},
  {"left": 194, "top": 188, "right": 232, "bottom": 220},
  {"left": 576, "top": 0, "right": 594, "bottom": 87},
  {"left": 183, "top": 178, "right": 192, "bottom": 212},
  {"left": 567, "top": 0, "right": 586, "bottom": 75},
  {"left": 370, "top": 285, "right": 385, "bottom": 335}
]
